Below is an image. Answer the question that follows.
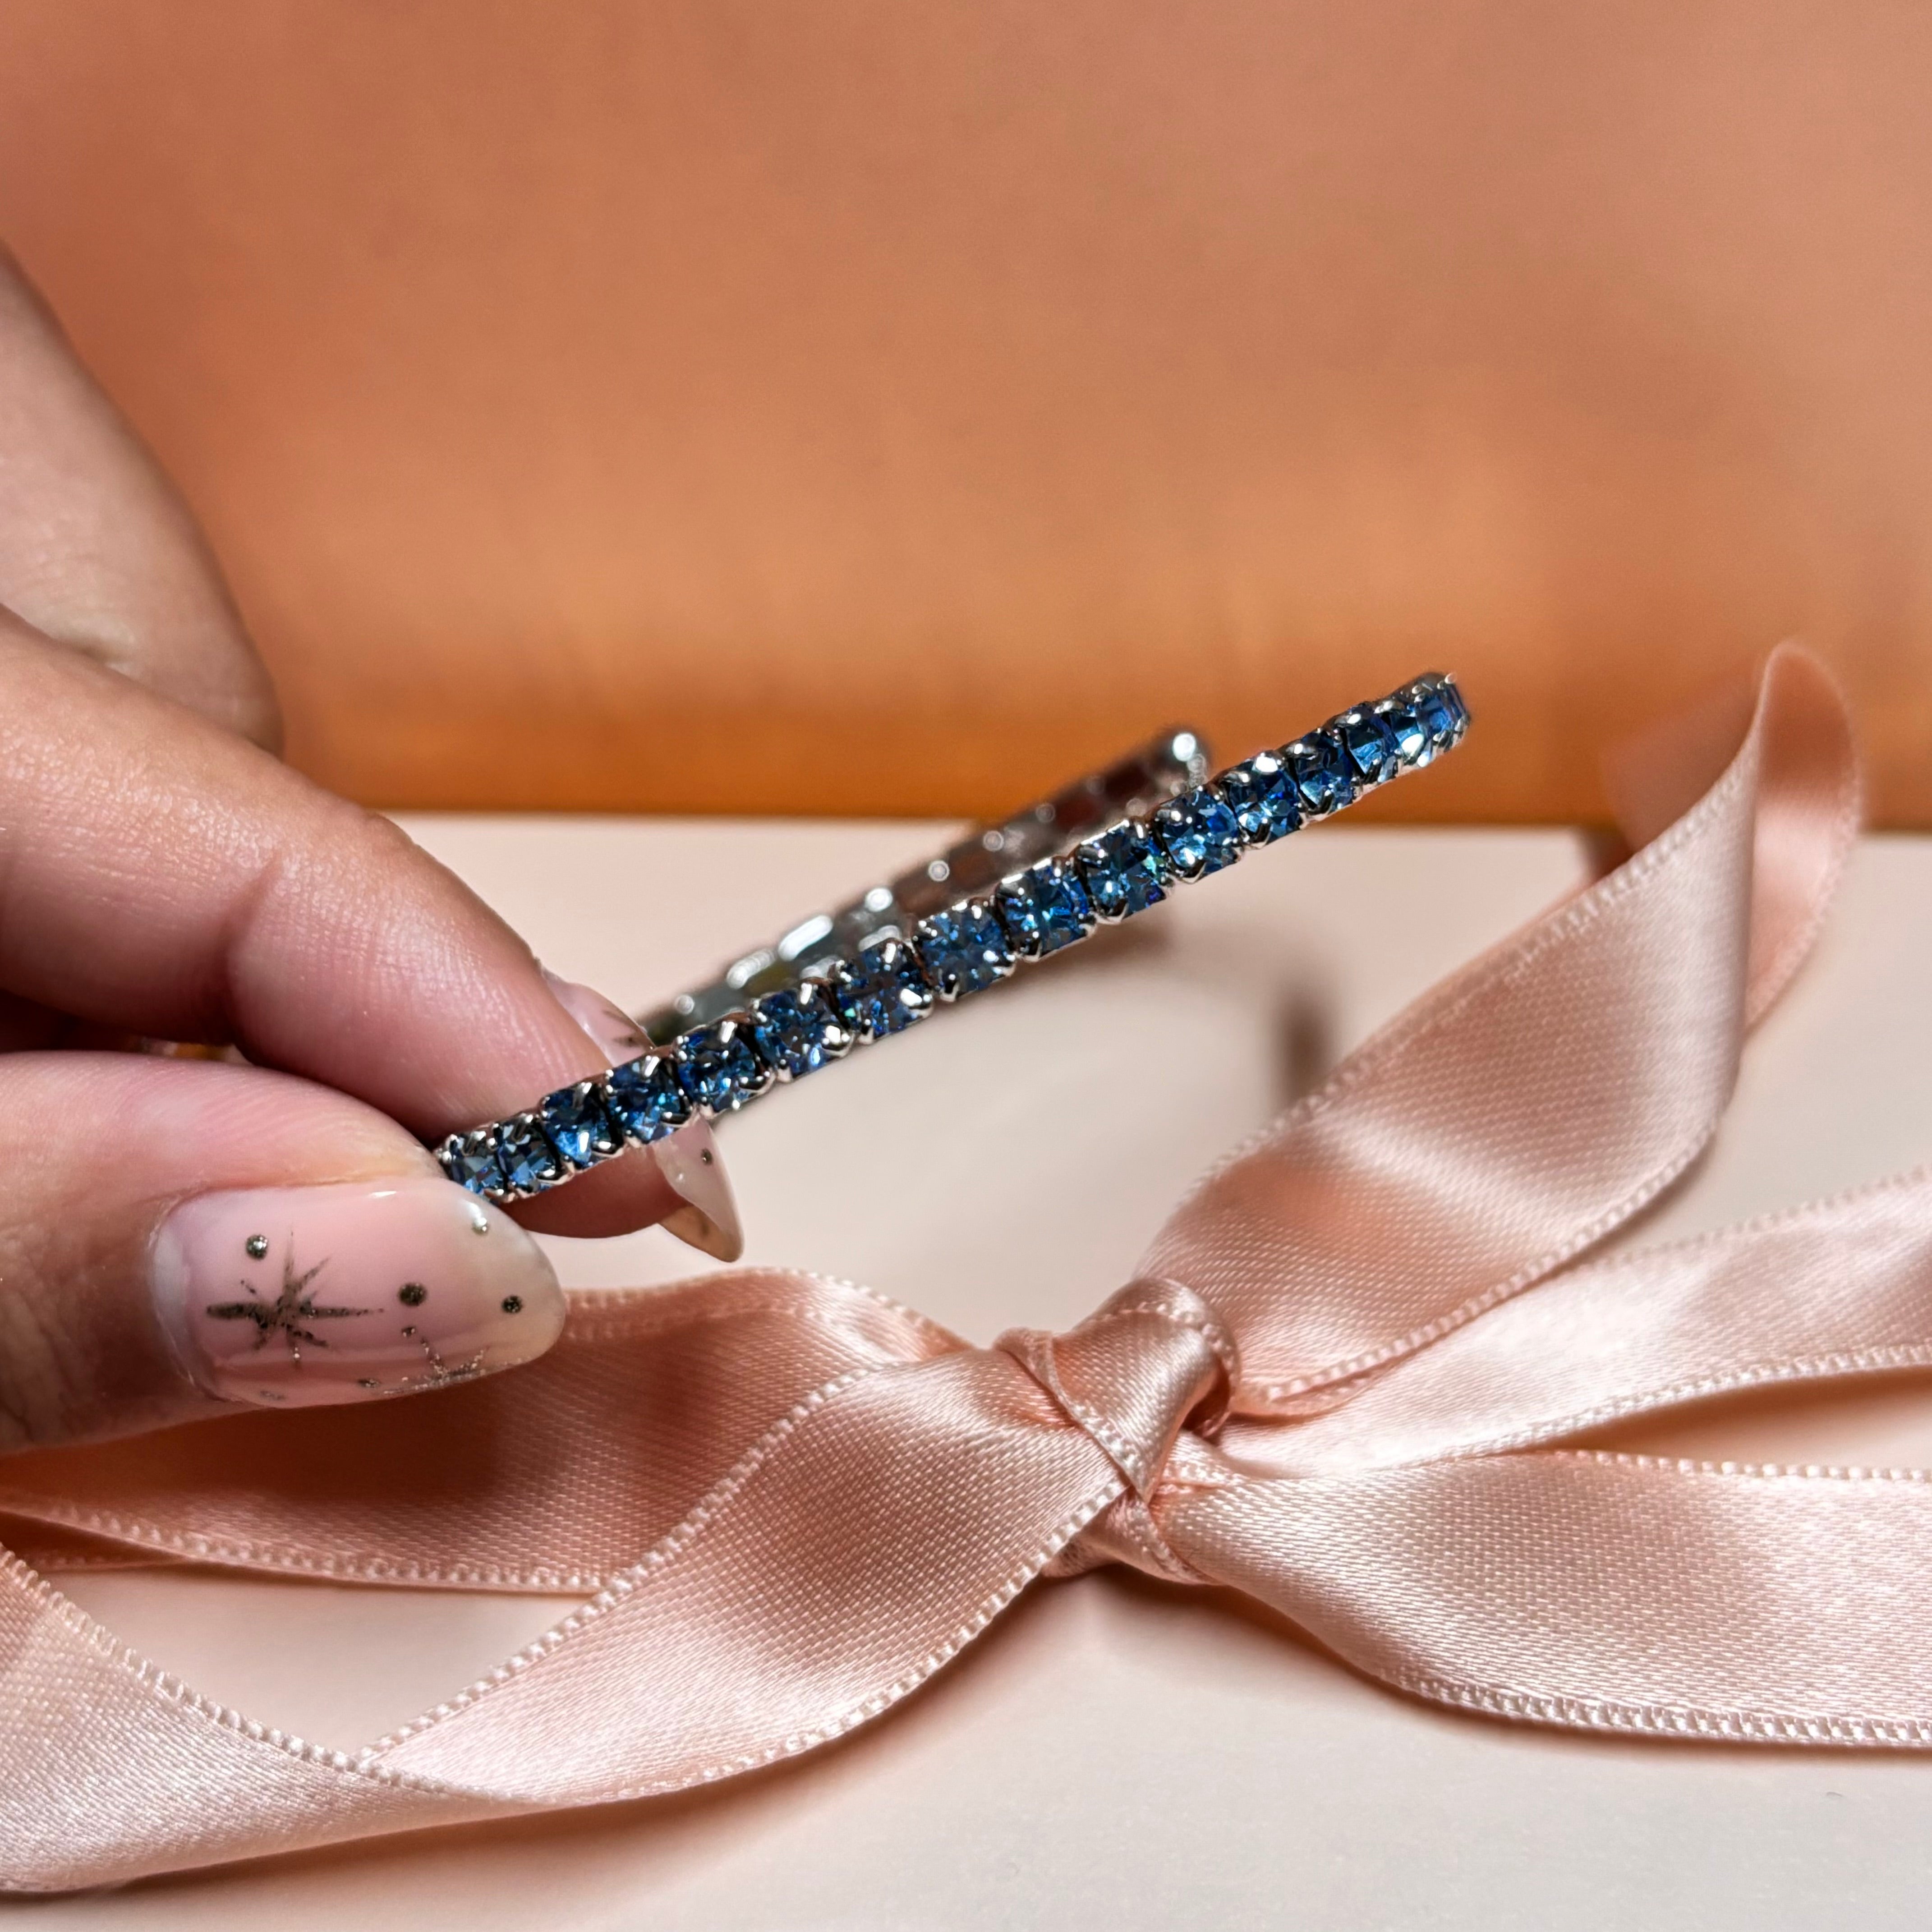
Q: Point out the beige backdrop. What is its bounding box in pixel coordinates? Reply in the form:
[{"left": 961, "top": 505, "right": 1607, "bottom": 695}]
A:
[{"left": 0, "top": 1, "right": 1927, "bottom": 823}]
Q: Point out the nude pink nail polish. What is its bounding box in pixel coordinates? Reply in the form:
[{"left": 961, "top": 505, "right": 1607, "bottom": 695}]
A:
[
  {"left": 652, "top": 1116, "right": 745, "bottom": 1262},
  {"left": 543, "top": 969, "right": 746, "bottom": 1260},
  {"left": 152, "top": 1180, "right": 566, "bottom": 1408},
  {"left": 541, "top": 969, "right": 650, "bottom": 1064}
]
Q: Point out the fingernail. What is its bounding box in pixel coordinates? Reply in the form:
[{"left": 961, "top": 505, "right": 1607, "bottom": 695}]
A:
[
  {"left": 152, "top": 1180, "right": 566, "bottom": 1408},
  {"left": 543, "top": 969, "right": 746, "bottom": 1261},
  {"left": 541, "top": 969, "right": 650, "bottom": 1065},
  {"left": 652, "top": 1117, "right": 745, "bottom": 1262}
]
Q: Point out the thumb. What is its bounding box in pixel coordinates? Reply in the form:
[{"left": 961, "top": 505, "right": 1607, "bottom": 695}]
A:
[{"left": 0, "top": 1053, "right": 565, "bottom": 1450}]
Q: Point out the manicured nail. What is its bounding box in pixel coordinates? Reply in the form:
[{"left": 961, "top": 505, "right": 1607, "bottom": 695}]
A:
[
  {"left": 152, "top": 1180, "right": 566, "bottom": 1408},
  {"left": 652, "top": 1117, "right": 745, "bottom": 1262},
  {"left": 543, "top": 969, "right": 746, "bottom": 1261},
  {"left": 541, "top": 968, "right": 650, "bottom": 1064}
]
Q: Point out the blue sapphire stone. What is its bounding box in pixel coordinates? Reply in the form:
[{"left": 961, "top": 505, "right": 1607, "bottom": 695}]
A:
[
  {"left": 823, "top": 938, "right": 936, "bottom": 1040},
  {"left": 676, "top": 1016, "right": 773, "bottom": 1114},
  {"left": 1411, "top": 678, "right": 1460, "bottom": 751},
  {"left": 439, "top": 1128, "right": 506, "bottom": 1196},
  {"left": 538, "top": 1079, "right": 621, "bottom": 1168},
  {"left": 1153, "top": 786, "right": 1245, "bottom": 878},
  {"left": 1215, "top": 752, "right": 1301, "bottom": 846},
  {"left": 1439, "top": 676, "right": 1470, "bottom": 735},
  {"left": 495, "top": 1114, "right": 564, "bottom": 1195},
  {"left": 1332, "top": 708, "right": 1401, "bottom": 787},
  {"left": 1374, "top": 696, "right": 1431, "bottom": 767},
  {"left": 750, "top": 982, "right": 853, "bottom": 1079},
  {"left": 604, "top": 1052, "right": 691, "bottom": 1142},
  {"left": 1076, "top": 820, "right": 1171, "bottom": 920},
  {"left": 995, "top": 859, "right": 1095, "bottom": 957},
  {"left": 1283, "top": 732, "right": 1357, "bottom": 817},
  {"left": 914, "top": 902, "right": 1015, "bottom": 1000}
]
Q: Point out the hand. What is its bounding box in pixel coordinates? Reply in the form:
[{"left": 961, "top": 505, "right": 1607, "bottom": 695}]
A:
[{"left": 0, "top": 251, "right": 686, "bottom": 1449}]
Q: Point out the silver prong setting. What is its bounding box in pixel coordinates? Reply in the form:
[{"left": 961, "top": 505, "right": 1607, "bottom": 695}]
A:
[{"left": 432, "top": 674, "right": 1469, "bottom": 1201}]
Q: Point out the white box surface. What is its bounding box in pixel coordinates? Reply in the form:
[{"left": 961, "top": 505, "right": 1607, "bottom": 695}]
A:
[{"left": 45, "top": 823, "right": 1932, "bottom": 1931}]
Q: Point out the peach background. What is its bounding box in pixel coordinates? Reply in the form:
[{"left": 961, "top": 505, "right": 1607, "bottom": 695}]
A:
[{"left": 0, "top": 1, "right": 1927, "bottom": 822}]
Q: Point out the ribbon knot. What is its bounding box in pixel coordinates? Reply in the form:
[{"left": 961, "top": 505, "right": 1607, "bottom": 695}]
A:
[
  {"left": 14, "top": 644, "right": 1932, "bottom": 1894},
  {"left": 995, "top": 1278, "right": 1238, "bottom": 1498}
]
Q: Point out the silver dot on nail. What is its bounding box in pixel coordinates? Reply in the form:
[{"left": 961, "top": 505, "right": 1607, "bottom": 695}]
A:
[
  {"left": 700, "top": 1149, "right": 713, "bottom": 1165},
  {"left": 467, "top": 1204, "right": 490, "bottom": 1235},
  {"left": 245, "top": 1234, "right": 269, "bottom": 1259}
]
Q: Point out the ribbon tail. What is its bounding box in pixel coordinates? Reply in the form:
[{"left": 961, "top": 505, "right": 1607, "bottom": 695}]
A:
[
  {"left": 1160, "top": 1452, "right": 1932, "bottom": 1744},
  {"left": 1141, "top": 645, "right": 1860, "bottom": 1402},
  {"left": 1237, "top": 1163, "right": 1932, "bottom": 1477},
  {"left": 366, "top": 1350, "right": 1123, "bottom": 1798},
  {"left": 0, "top": 1547, "right": 514, "bottom": 1892},
  {"left": 0, "top": 1273, "right": 966, "bottom": 1591},
  {"left": 1, "top": 1341, "right": 1129, "bottom": 1888}
]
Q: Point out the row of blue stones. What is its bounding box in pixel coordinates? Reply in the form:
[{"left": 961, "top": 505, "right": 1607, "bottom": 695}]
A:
[{"left": 437, "top": 674, "right": 1468, "bottom": 1201}]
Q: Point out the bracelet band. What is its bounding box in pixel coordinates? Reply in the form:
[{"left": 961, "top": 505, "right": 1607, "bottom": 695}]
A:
[
  {"left": 637, "top": 723, "right": 1213, "bottom": 1043},
  {"left": 436, "top": 673, "right": 1470, "bottom": 1203}
]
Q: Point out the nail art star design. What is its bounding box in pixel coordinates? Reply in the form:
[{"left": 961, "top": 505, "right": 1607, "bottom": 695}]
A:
[
  {"left": 368, "top": 1325, "right": 490, "bottom": 1398},
  {"left": 205, "top": 1246, "right": 373, "bottom": 1366}
]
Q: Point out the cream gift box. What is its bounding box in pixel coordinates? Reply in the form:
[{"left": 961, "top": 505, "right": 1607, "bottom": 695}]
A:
[{"left": 38, "top": 816, "right": 1932, "bottom": 1932}]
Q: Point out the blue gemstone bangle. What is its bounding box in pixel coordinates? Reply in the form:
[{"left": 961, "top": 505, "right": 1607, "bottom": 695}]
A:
[{"left": 435, "top": 673, "right": 1469, "bottom": 1203}]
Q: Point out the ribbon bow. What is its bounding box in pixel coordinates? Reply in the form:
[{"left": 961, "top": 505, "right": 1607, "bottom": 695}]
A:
[{"left": 6, "top": 646, "right": 1930, "bottom": 1892}]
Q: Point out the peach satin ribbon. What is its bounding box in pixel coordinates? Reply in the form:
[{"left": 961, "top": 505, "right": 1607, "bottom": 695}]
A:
[{"left": 5, "top": 646, "right": 1927, "bottom": 1891}]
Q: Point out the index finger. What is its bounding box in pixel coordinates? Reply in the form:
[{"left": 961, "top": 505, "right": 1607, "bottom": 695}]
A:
[
  {"left": 0, "top": 621, "right": 676, "bottom": 1236},
  {"left": 0, "top": 248, "right": 280, "bottom": 747}
]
